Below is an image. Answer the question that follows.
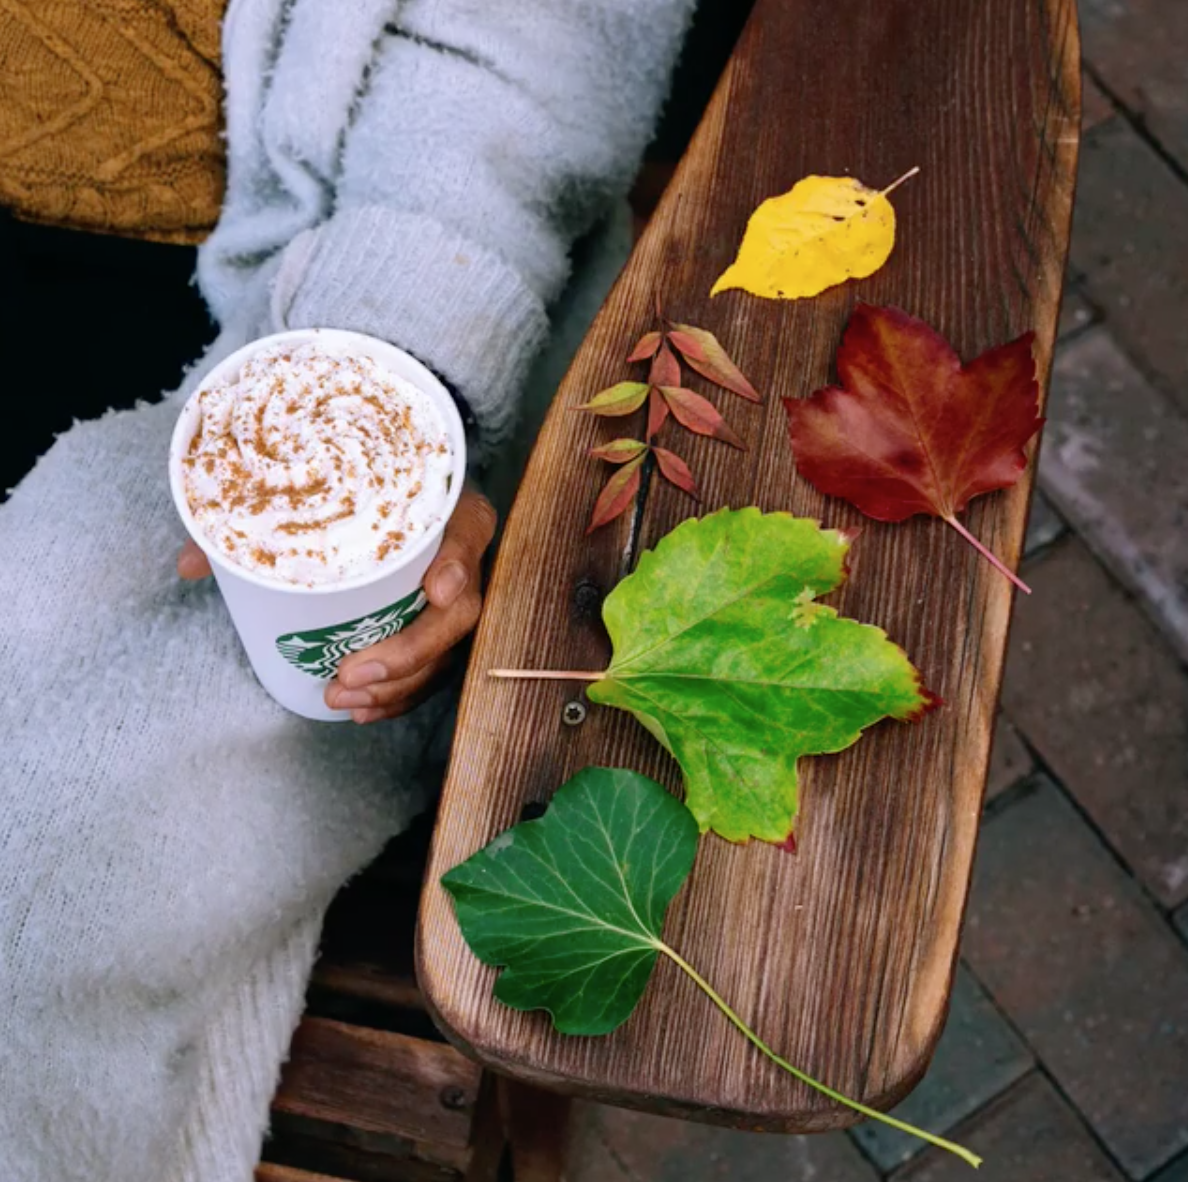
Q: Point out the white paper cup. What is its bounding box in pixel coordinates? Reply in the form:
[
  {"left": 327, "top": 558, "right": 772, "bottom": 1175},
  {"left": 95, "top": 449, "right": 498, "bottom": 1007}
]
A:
[{"left": 169, "top": 328, "right": 467, "bottom": 721}]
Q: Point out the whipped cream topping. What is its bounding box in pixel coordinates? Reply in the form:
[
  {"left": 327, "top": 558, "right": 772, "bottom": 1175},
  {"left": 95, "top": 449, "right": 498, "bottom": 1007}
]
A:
[{"left": 183, "top": 342, "right": 453, "bottom": 587}]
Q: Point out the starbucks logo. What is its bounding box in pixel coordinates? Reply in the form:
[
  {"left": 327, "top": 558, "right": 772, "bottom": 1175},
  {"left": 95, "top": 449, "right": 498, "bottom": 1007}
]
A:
[{"left": 275, "top": 588, "right": 428, "bottom": 679}]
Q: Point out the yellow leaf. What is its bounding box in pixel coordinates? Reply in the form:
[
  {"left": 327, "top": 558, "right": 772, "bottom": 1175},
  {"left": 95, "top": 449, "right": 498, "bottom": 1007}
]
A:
[{"left": 711, "top": 168, "right": 918, "bottom": 301}]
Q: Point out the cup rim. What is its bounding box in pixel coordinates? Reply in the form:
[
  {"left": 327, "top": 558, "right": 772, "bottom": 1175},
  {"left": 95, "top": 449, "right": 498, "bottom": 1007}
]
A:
[{"left": 168, "top": 327, "right": 468, "bottom": 597}]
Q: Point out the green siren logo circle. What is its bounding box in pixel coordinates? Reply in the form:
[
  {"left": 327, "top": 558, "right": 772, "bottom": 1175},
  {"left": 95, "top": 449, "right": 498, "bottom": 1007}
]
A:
[{"left": 275, "top": 588, "right": 428, "bottom": 679}]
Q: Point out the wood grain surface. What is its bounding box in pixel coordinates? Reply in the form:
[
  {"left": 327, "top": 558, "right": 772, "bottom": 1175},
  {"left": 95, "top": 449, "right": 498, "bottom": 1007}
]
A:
[
  {"left": 274, "top": 1018, "right": 481, "bottom": 1148},
  {"left": 418, "top": 0, "right": 1080, "bottom": 1131},
  {"left": 256, "top": 1165, "right": 346, "bottom": 1182}
]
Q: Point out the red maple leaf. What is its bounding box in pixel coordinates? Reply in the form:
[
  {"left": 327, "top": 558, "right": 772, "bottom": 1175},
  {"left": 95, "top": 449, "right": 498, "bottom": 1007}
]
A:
[{"left": 784, "top": 304, "right": 1042, "bottom": 592}]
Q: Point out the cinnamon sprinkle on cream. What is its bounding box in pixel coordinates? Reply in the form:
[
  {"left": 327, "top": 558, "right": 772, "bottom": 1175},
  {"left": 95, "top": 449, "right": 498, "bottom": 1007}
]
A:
[{"left": 182, "top": 342, "right": 452, "bottom": 585}]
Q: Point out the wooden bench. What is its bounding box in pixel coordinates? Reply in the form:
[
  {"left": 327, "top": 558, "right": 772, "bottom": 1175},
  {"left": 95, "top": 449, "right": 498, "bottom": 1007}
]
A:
[
  {"left": 263, "top": 0, "right": 1080, "bottom": 1171},
  {"left": 418, "top": 0, "right": 1079, "bottom": 1134}
]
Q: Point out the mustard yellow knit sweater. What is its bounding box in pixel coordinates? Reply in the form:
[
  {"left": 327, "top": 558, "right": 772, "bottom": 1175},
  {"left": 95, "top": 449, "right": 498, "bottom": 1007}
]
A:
[{"left": 0, "top": 0, "right": 225, "bottom": 243}]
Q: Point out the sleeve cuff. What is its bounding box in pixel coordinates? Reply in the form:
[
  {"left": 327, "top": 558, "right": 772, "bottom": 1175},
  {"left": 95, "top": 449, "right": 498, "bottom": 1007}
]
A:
[{"left": 270, "top": 205, "right": 551, "bottom": 466}]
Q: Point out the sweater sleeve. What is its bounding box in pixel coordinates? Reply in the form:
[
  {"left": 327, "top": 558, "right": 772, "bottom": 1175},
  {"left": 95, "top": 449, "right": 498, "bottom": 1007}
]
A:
[{"left": 197, "top": 0, "right": 695, "bottom": 459}]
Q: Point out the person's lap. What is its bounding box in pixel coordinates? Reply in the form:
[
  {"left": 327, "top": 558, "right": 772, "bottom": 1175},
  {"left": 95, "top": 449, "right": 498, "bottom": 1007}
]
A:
[{"left": 0, "top": 360, "right": 446, "bottom": 1180}]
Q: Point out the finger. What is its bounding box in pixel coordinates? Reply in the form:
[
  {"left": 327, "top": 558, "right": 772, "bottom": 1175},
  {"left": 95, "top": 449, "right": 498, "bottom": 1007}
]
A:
[
  {"left": 348, "top": 683, "right": 439, "bottom": 725},
  {"left": 423, "top": 489, "right": 497, "bottom": 610},
  {"left": 327, "top": 656, "right": 440, "bottom": 711},
  {"left": 333, "top": 657, "right": 450, "bottom": 723},
  {"left": 177, "top": 539, "right": 213, "bottom": 580},
  {"left": 332, "top": 588, "right": 480, "bottom": 695},
  {"left": 333, "top": 488, "right": 492, "bottom": 693},
  {"left": 349, "top": 707, "right": 388, "bottom": 725},
  {"left": 341, "top": 657, "right": 447, "bottom": 714}
]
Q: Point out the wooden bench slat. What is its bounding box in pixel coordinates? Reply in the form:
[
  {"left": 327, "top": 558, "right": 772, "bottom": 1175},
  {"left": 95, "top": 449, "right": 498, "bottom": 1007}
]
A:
[
  {"left": 264, "top": 1112, "right": 473, "bottom": 1182},
  {"left": 274, "top": 1018, "right": 482, "bottom": 1150},
  {"left": 262, "top": 1125, "right": 468, "bottom": 1182},
  {"left": 257, "top": 1164, "right": 349, "bottom": 1182},
  {"left": 310, "top": 962, "right": 425, "bottom": 1013}
]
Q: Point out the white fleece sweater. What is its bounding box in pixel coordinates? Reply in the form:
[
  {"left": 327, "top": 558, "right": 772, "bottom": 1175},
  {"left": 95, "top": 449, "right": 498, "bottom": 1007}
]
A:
[{"left": 0, "top": 2, "right": 693, "bottom": 1179}]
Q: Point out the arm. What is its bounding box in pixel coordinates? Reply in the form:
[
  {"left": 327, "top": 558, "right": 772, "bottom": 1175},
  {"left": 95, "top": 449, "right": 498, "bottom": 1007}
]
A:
[
  {"left": 199, "top": 0, "right": 696, "bottom": 462},
  {"left": 190, "top": 0, "right": 697, "bottom": 721}
]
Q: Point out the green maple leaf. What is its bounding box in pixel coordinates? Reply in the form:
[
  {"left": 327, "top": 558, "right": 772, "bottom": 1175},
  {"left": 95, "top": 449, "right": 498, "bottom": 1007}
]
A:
[
  {"left": 442, "top": 767, "right": 980, "bottom": 1168},
  {"left": 584, "top": 508, "right": 928, "bottom": 845}
]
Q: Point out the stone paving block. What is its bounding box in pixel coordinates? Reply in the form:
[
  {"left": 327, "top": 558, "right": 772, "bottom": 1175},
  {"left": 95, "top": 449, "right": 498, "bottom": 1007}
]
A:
[
  {"left": 1081, "top": 72, "right": 1115, "bottom": 133},
  {"left": 985, "top": 717, "right": 1032, "bottom": 801},
  {"left": 567, "top": 1108, "right": 633, "bottom": 1182},
  {"left": 851, "top": 966, "right": 1032, "bottom": 1170},
  {"left": 1056, "top": 284, "right": 1097, "bottom": 340},
  {"left": 890, "top": 1073, "right": 1124, "bottom": 1182},
  {"left": 1151, "top": 1150, "right": 1188, "bottom": 1182},
  {"left": 962, "top": 778, "right": 1188, "bottom": 1177},
  {"left": 1069, "top": 120, "right": 1188, "bottom": 414},
  {"left": 1079, "top": 0, "right": 1188, "bottom": 170},
  {"left": 1002, "top": 538, "right": 1188, "bottom": 906},
  {"left": 565, "top": 1101, "right": 879, "bottom": 1182},
  {"left": 1041, "top": 326, "right": 1188, "bottom": 662},
  {"left": 1022, "top": 491, "right": 1066, "bottom": 559}
]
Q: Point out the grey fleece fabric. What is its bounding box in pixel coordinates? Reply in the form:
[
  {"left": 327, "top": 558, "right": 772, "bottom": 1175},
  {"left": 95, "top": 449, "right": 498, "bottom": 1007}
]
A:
[
  {"left": 0, "top": 1, "right": 694, "bottom": 1179},
  {"left": 196, "top": 0, "right": 694, "bottom": 462}
]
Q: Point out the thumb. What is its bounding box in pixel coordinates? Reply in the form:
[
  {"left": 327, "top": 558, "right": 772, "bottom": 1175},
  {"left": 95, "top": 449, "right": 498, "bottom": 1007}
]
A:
[{"left": 425, "top": 489, "right": 497, "bottom": 609}]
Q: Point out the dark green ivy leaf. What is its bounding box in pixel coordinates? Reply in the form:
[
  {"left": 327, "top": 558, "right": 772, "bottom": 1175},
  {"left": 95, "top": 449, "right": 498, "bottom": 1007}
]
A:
[{"left": 441, "top": 767, "right": 697, "bottom": 1035}]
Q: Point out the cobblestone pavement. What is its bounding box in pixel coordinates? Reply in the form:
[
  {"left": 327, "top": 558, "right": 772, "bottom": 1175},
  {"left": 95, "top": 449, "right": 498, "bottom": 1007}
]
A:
[{"left": 566, "top": 4, "right": 1188, "bottom": 1177}]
